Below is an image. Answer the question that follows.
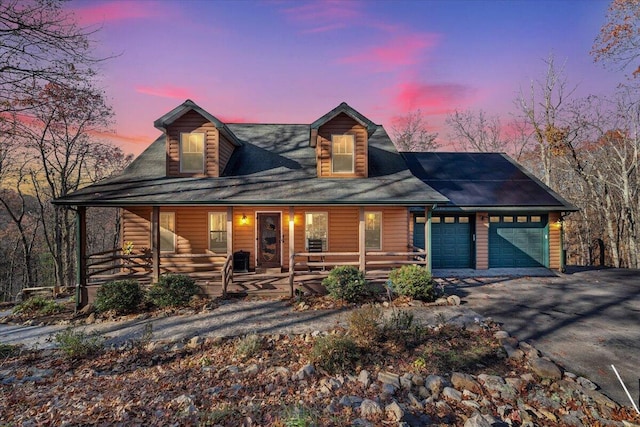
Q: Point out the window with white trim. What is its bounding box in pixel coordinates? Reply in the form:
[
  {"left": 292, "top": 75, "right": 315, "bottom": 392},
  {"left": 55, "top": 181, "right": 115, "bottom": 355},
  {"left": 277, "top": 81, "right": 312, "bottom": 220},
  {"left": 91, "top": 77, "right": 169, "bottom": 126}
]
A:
[
  {"left": 159, "top": 212, "right": 175, "bottom": 252},
  {"left": 331, "top": 134, "right": 354, "bottom": 173},
  {"left": 180, "top": 132, "right": 205, "bottom": 173},
  {"left": 365, "top": 211, "right": 381, "bottom": 250},
  {"left": 305, "top": 212, "right": 328, "bottom": 250},
  {"left": 209, "top": 212, "right": 227, "bottom": 253}
]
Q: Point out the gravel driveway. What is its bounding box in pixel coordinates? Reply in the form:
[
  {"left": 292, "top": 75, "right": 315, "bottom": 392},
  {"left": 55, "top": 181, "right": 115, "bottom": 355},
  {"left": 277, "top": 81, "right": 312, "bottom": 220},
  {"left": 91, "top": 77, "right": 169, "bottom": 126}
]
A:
[{"left": 446, "top": 267, "right": 640, "bottom": 408}]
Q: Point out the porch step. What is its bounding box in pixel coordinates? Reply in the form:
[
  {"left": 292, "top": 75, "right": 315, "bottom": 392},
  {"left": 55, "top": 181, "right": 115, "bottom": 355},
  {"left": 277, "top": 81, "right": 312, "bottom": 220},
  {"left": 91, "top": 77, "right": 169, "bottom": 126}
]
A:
[{"left": 255, "top": 267, "right": 282, "bottom": 275}]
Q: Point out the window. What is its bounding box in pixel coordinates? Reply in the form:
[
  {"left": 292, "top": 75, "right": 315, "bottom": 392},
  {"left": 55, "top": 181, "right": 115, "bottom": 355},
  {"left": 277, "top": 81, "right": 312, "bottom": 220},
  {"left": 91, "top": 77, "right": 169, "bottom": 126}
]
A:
[
  {"left": 180, "top": 132, "right": 205, "bottom": 173},
  {"left": 517, "top": 216, "right": 528, "bottom": 223},
  {"left": 490, "top": 216, "right": 500, "bottom": 223},
  {"left": 503, "top": 216, "right": 514, "bottom": 223},
  {"left": 444, "top": 217, "right": 455, "bottom": 223},
  {"left": 459, "top": 217, "right": 469, "bottom": 223},
  {"left": 305, "top": 212, "right": 328, "bottom": 250},
  {"left": 365, "top": 212, "right": 381, "bottom": 250},
  {"left": 159, "top": 212, "right": 175, "bottom": 252},
  {"left": 531, "top": 216, "right": 542, "bottom": 223},
  {"left": 431, "top": 217, "right": 441, "bottom": 223},
  {"left": 331, "top": 134, "right": 354, "bottom": 173},
  {"left": 209, "top": 212, "right": 227, "bottom": 253}
]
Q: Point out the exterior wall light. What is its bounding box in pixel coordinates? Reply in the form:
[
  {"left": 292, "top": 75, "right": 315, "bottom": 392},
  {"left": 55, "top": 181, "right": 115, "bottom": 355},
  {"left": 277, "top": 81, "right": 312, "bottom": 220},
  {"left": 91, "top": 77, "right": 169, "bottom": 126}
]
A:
[{"left": 241, "top": 214, "right": 248, "bottom": 225}]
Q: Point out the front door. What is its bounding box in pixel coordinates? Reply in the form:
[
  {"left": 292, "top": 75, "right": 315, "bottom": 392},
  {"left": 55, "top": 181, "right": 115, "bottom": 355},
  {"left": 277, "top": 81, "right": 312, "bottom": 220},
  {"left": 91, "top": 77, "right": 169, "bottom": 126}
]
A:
[{"left": 257, "top": 213, "right": 281, "bottom": 268}]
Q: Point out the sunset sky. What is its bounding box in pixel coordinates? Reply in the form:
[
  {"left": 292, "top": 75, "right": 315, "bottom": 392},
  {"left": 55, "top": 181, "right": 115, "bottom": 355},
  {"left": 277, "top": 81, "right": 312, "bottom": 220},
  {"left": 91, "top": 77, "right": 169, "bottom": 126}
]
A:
[{"left": 69, "top": 0, "right": 625, "bottom": 155}]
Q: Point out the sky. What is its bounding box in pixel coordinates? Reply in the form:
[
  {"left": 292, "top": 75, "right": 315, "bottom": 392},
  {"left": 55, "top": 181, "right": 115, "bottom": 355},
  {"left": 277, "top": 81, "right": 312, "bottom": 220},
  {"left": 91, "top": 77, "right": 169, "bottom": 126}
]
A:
[{"left": 67, "top": 0, "right": 626, "bottom": 155}]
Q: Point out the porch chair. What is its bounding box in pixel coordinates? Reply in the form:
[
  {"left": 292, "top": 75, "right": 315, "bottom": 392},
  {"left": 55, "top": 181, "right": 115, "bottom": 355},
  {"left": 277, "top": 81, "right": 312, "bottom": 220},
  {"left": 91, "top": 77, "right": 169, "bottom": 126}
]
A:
[{"left": 307, "top": 238, "right": 325, "bottom": 271}]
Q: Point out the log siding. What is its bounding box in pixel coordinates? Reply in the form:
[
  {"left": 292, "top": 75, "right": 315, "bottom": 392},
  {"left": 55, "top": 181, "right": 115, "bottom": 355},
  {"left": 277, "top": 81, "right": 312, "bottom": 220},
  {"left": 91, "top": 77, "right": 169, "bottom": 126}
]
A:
[{"left": 316, "top": 113, "right": 368, "bottom": 178}]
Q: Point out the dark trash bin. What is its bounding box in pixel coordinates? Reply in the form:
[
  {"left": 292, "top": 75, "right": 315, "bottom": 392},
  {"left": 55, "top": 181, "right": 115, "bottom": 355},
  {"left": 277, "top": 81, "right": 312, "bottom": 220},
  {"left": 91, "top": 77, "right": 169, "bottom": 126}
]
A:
[{"left": 233, "top": 250, "right": 249, "bottom": 273}]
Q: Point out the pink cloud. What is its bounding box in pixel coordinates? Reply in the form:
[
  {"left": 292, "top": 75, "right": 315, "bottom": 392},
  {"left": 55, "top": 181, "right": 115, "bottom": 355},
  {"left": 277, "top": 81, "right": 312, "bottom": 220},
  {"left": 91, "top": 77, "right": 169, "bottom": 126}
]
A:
[
  {"left": 216, "top": 115, "right": 254, "bottom": 124},
  {"left": 72, "top": 1, "right": 161, "bottom": 26},
  {"left": 281, "top": 0, "right": 362, "bottom": 33},
  {"left": 394, "top": 81, "right": 474, "bottom": 114},
  {"left": 340, "top": 33, "right": 439, "bottom": 71},
  {"left": 135, "top": 85, "right": 195, "bottom": 100}
]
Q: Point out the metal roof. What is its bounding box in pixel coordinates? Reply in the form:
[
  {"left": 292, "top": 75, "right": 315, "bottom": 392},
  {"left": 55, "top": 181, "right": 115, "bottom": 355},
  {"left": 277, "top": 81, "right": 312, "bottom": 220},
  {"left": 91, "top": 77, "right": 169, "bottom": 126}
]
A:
[
  {"left": 402, "top": 152, "right": 577, "bottom": 211},
  {"left": 53, "top": 124, "right": 447, "bottom": 207}
]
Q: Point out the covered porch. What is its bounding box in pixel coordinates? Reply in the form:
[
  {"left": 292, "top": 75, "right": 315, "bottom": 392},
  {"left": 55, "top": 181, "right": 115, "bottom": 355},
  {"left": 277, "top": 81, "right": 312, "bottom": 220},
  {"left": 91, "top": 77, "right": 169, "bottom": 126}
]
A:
[{"left": 75, "top": 205, "right": 432, "bottom": 307}]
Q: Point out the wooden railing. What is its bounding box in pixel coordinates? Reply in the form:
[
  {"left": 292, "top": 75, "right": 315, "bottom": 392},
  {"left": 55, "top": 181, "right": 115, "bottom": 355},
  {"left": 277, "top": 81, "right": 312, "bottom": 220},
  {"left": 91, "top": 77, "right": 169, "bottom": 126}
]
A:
[
  {"left": 221, "top": 253, "right": 233, "bottom": 298},
  {"left": 288, "top": 248, "right": 429, "bottom": 297},
  {"left": 86, "top": 249, "right": 152, "bottom": 282}
]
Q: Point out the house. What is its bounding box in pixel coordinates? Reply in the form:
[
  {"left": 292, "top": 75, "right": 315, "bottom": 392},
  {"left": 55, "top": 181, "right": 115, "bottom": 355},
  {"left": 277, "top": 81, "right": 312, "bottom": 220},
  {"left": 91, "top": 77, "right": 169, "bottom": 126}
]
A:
[
  {"left": 54, "top": 100, "right": 577, "bottom": 307},
  {"left": 53, "top": 100, "right": 448, "bottom": 306},
  {"left": 402, "top": 152, "right": 577, "bottom": 271}
]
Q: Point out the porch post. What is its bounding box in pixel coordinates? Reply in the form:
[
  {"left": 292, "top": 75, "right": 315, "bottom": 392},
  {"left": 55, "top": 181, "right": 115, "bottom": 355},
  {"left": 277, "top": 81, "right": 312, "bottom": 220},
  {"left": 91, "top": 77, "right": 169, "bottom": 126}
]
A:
[
  {"left": 359, "top": 207, "right": 366, "bottom": 272},
  {"left": 151, "top": 206, "right": 161, "bottom": 283},
  {"left": 425, "top": 206, "right": 432, "bottom": 272},
  {"left": 227, "top": 207, "right": 233, "bottom": 255},
  {"left": 223, "top": 206, "right": 233, "bottom": 298},
  {"left": 288, "top": 206, "right": 295, "bottom": 298},
  {"left": 75, "top": 206, "right": 87, "bottom": 310}
]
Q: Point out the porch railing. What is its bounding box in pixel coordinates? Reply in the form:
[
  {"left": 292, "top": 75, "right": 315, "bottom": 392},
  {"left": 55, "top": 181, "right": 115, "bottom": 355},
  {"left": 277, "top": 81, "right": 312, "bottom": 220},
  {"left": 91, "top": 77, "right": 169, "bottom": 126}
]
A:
[
  {"left": 87, "top": 249, "right": 152, "bottom": 283},
  {"left": 221, "top": 253, "right": 233, "bottom": 298}
]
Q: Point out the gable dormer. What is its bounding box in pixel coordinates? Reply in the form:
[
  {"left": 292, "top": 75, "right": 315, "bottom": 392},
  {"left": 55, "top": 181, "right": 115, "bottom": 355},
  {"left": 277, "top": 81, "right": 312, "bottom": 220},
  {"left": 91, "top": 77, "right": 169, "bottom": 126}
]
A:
[
  {"left": 310, "top": 102, "right": 377, "bottom": 178},
  {"left": 154, "top": 100, "right": 241, "bottom": 178}
]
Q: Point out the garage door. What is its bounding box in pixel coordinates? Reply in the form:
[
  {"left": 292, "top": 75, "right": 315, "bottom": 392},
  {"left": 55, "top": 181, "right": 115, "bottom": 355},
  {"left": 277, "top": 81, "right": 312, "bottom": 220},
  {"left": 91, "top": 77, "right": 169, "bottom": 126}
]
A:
[
  {"left": 489, "top": 215, "right": 548, "bottom": 268},
  {"left": 414, "top": 215, "right": 474, "bottom": 268}
]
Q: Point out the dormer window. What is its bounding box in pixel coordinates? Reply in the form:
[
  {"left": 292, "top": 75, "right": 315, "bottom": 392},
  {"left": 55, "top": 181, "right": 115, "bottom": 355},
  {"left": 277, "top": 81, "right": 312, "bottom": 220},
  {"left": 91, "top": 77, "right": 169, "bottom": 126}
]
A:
[
  {"left": 180, "top": 132, "right": 205, "bottom": 173},
  {"left": 331, "top": 134, "right": 354, "bottom": 173}
]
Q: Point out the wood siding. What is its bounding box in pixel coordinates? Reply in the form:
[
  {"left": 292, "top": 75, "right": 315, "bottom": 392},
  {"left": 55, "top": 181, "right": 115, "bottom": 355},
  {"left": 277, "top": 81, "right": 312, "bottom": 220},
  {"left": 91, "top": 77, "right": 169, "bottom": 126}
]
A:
[
  {"left": 316, "top": 113, "right": 368, "bottom": 178},
  {"left": 166, "top": 110, "right": 222, "bottom": 178},
  {"left": 475, "top": 212, "right": 489, "bottom": 269},
  {"left": 121, "top": 205, "right": 410, "bottom": 271},
  {"left": 548, "top": 211, "right": 561, "bottom": 270}
]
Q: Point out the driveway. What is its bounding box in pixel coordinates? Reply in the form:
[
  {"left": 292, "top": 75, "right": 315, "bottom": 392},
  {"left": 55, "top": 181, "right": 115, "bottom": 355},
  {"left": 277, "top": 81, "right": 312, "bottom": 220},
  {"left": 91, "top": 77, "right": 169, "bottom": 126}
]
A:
[{"left": 445, "top": 267, "right": 640, "bottom": 407}]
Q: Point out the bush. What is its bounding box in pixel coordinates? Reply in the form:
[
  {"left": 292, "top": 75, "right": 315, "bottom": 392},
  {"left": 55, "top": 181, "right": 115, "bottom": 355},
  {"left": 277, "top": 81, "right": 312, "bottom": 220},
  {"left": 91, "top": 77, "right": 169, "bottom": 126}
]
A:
[
  {"left": 147, "top": 274, "right": 200, "bottom": 308},
  {"left": 348, "top": 305, "right": 381, "bottom": 347},
  {"left": 235, "top": 333, "right": 262, "bottom": 358},
  {"left": 382, "top": 309, "right": 426, "bottom": 349},
  {"left": 55, "top": 328, "right": 104, "bottom": 359},
  {"left": 94, "top": 279, "right": 144, "bottom": 314},
  {"left": 13, "top": 296, "right": 62, "bottom": 315},
  {"left": 322, "top": 266, "right": 367, "bottom": 302},
  {"left": 388, "top": 265, "right": 438, "bottom": 301},
  {"left": 310, "top": 334, "right": 360, "bottom": 374}
]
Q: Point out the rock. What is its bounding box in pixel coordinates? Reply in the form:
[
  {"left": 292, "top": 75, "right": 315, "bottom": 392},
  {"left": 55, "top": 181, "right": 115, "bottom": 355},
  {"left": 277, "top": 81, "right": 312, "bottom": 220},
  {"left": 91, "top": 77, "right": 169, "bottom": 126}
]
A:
[
  {"left": 519, "top": 341, "right": 540, "bottom": 358},
  {"left": 411, "top": 374, "right": 425, "bottom": 386},
  {"left": 425, "top": 374, "right": 446, "bottom": 396},
  {"left": 359, "top": 399, "right": 383, "bottom": 418},
  {"left": 187, "top": 336, "right": 203, "bottom": 348},
  {"left": 505, "top": 377, "right": 524, "bottom": 391},
  {"left": 352, "top": 418, "right": 374, "bottom": 427},
  {"left": 407, "top": 392, "right": 423, "bottom": 409},
  {"left": 622, "top": 422, "right": 640, "bottom": 427},
  {"left": 380, "top": 383, "right": 397, "bottom": 397},
  {"left": 577, "top": 376, "right": 598, "bottom": 391},
  {"left": 418, "top": 386, "right": 430, "bottom": 398},
  {"left": 447, "top": 295, "right": 461, "bottom": 306},
  {"left": 293, "top": 364, "right": 315, "bottom": 380},
  {"left": 584, "top": 388, "right": 620, "bottom": 409},
  {"left": 400, "top": 373, "right": 413, "bottom": 389},
  {"left": 451, "top": 372, "right": 482, "bottom": 394},
  {"left": 503, "top": 344, "right": 525, "bottom": 360},
  {"left": 462, "top": 400, "right": 481, "bottom": 410},
  {"left": 385, "top": 400, "right": 404, "bottom": 421},
  {"left": 78, "top": 303, "right": 94, "bottom": 316},
  {"left": 339, "top": 395, "right": 363, "bottom": 408},
  {"left": 435, "top": 297, "right": 449, "bottom": 306},
  {"left": 478, "top": 374, "right": 517, "bottom": 400},
  {"left": 561, "top": 412, "right": 585, "bottom": 427},
  {"left": 378, "top": 371, "right": 400, "bottom": 387},
  {"left": 358, "top": 370, "right": 371, "bottom": 388},
  {"left": 538, "top": 408, "right": 558, "bottom": 422},
  {"left": 464, "top": 413, "right": 492, "bottom": 427},
  {"left": 85, "top": 313, "right": 96, "bottom": 324},
  {"left": 530, "top": 357, "right": 562, "bottom": 380},
  {"left": 243, "top": 364, "right": 259, "bottom": 376},
  {"left": 494, "top": 330, "right": 510, "bottom": 339},
  {"left": 442, "top": 386, "right": 462, "bottom": 401}
]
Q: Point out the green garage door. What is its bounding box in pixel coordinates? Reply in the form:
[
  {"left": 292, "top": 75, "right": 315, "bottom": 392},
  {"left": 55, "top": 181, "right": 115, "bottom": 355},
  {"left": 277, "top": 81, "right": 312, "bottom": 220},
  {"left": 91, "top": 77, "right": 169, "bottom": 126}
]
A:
[
  {"left": 489, "top": 215, "right": 548, "bottom": 268},
  {"left": 414, "top": 215, "right": 474, "bottom": 268}
]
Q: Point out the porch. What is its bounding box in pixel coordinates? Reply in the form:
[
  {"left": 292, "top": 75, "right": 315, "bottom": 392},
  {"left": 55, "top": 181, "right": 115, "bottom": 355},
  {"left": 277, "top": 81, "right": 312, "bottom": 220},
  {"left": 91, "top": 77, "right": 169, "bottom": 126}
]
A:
[{"left": 80, "top": 246, "right": 427, "bottom": 305}]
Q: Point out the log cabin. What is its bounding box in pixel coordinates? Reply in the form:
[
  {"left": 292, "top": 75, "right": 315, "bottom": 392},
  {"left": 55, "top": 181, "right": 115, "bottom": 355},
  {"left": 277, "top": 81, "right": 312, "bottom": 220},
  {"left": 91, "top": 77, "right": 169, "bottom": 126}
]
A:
[{"left": 53, "top": 100, "right": 576, "bottom": 307}]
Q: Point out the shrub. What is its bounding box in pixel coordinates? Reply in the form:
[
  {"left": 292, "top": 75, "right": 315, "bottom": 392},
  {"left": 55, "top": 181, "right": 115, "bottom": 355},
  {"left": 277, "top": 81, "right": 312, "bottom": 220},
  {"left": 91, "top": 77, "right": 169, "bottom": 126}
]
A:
[
  {"left": 322, "top": 266, "right": 367, "bottom": 302},
  {"left": 388, "top": 265, "right": 438, "bottom": 301},
  {"left": 310, "top": 334, "right": 360, "bottom": 374},
  {"left": 382, "top": 309, "right": 426, "bottom": 349},
  {"left": 235, "top": 333, "right": 262, "bottom": 358},
  {"left": 13, "top": 296, "right": 62, "bottom": 315},
  {"left": 281, "top": 404, "right": 319, "bottom": 427},
  {"left": 147, "top": 274, "right": 200, "bottom": 308},
  {"left": 0, "top": 342, "right": 19, "bottom": 357},
  {"left": 348, "top": 305, "right": 381, "bottom": 347},
  {"left": 55, "top": 328, "right": 104, "bottom": 359},
  {"left": 94, "top": 279, "right": 144, "bottom": 314}
]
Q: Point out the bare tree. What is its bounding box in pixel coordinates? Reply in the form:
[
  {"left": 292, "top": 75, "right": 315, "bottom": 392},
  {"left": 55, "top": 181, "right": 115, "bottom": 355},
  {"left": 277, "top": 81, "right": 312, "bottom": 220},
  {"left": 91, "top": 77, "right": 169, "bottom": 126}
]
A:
[
  {"left": 19, "top": 82, "right": 114, "bottom": 292},
  {"left": 592, "top": 0, "right": 640, "bottom": 77},
  {"left": 515, "top": 55, "right": 579, "bottom": 186},
  {"left": 0, "top": 0, "right": 102, "bottom": 115},
  {"left": 391, "top": 110, "right": 439, "bottom": 151}
]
